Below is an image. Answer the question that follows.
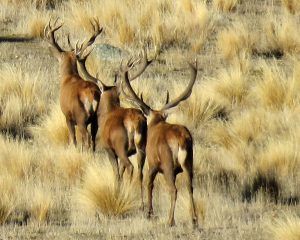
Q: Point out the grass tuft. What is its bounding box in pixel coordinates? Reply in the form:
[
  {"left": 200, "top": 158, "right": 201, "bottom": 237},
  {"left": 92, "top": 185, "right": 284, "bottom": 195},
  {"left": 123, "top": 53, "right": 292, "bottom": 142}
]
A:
[
  {"left": 77, "top": 161, "right": 138, "bottom": 218},
  {"left": 267, "top": 214, "right": 300, "bottom": 240}
]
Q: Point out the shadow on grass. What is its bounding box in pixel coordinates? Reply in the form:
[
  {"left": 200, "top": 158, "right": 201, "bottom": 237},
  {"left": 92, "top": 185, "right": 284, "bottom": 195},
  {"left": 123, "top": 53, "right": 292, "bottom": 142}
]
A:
[{"left": 0, "top": 35, "right": 34, "bottom": 43}]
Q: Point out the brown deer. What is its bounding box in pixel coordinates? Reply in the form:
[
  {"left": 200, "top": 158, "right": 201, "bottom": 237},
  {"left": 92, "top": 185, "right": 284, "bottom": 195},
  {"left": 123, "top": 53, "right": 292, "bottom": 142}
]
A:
[
  {"left": 44, "top": 18, "right": 102, "bottom": 151},
  {"left": 75, "top": 45, "right": 154, "bottom": 208},
  {"left": 121, "top": 60, "right": 198, "bottom": 227}
]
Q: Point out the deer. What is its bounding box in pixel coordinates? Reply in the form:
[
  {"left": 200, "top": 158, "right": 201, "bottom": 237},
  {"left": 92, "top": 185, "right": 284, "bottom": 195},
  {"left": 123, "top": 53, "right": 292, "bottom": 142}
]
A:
[
  {"left": 44, "top": 18, "right": 102, "bottom": 151},
  {"left": 75, "top": 44, "right": 154, "bottom": 208},
  {"left": 121, "top": 59, "right": 198, "bottom": 227}
]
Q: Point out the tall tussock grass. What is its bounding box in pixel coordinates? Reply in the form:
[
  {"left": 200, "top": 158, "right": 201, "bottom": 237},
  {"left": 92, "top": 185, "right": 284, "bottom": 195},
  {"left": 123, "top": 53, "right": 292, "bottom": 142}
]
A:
[
  {"left": 0, "top": 64, "right": 48, "bottom": 137},
  {"left": 267, "top": 214, "right": 300, "bottom": 240},
  {"left": 213, "top": 0, "right": 239, "bottom": 12},
  {"left": 65, "top": 0, "right": 215, "bottom": 50},
  {"left": 77, "top": 161, "right": 139, "bottom": 218},
  {"left": 260, "top": 13, "right": 300, "bottom": 56}
]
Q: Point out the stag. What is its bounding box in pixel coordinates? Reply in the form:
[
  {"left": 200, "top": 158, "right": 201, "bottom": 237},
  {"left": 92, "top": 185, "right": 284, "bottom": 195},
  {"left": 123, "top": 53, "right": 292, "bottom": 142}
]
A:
[
  {"left": 121, "top": 60, "right": 198, "bottom": 227},
  {"left": 75, "top": 45, "right": 154, "bottom": 208},
  {"left": 44, "top": 18, "right": 102, "bottom": 151}
]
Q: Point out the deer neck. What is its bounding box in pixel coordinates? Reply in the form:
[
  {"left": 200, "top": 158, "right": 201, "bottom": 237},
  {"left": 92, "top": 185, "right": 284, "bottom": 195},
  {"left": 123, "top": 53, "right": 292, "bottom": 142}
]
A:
[
  {"left": 60, "top": 56, "right": 79, "bottom": 82},
  {"left": 99, "top": 91, "right": 120, "bottom": 116},
  {"left": 147, "top": 112, "right": 165, "bottom": 128}
]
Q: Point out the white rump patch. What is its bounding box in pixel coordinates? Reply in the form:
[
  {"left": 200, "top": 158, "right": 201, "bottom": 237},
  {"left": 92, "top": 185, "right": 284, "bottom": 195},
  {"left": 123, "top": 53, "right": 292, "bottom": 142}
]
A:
[
  {"left": 92, "top": 99, "right": 98, "bottom": 112},
  {"left": 134, "top": 132, "right": 142, "bottom": 145},
  {"left": 178, "top": 147, "right": 187, "bottom": 166},
  {"left": 83, "top": 98, "right": 91, "bottom": 113}
]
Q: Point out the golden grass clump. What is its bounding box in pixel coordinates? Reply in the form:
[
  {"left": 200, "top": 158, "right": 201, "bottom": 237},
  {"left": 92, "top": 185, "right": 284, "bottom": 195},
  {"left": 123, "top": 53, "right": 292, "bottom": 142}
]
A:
[
  {"left": 30, "top": 102, "right": 70, "bottom": 145},
  {"left": 256, "top": 137, "right": 300, "bottom": 182},
  {"left": 77, "top": 161, "right": 138, "bottom": 218},
  {"left": 217, "top": 22, "right": 257, "bottom": 62},
  {"left": 25, "top": 9, "right": 50, "bottom": 38},
  {"left": 65, "top": 0, "right": 214, "bottom": 50},
  {"left": 281, "top": 0, "right": 300, "bottom": 14},
  {"left": 261, "top": 14, "right": 300, "bottom": 55},
  {"left": 207, "top": 60, "right": 251, "bottom": 107},
  {"left": 267, "top": 215, "right": 300, "bottom": 240},
  {"left": 172, "top": 83, "right": 227, "bottom": 129},
  {"left": 213, "top": 0, "right": 239, "bottom": 12},
  {"left": 250, "top": 61, "right": 300, "bottom": 110},
  {"left": 0, "top": 135, "right": 35, "bottom": 180},
  {"left": 52, "top": 146, "right": 95, "bottom": 183},
  {"left": 0, "top": 175, "right": 16, "bottom": 224},
  {"left": 0, "top": 64, "right": 48, "bottom": 136},
  {"left": 28, "top": 187, "right": 53, "bottom": 222}
]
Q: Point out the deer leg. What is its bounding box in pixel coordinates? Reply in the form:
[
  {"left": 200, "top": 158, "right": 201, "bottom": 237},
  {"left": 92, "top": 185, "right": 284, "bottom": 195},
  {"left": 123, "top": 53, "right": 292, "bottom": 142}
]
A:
[
  {"left": 136, "top": 148, "right": 146, "bottom": 210},
  {"left": 183, "top": 166, "right": 198, "bottom": 227},
  {"left": 78, "top": 124, "right": 91, "bottom": 150},
  {"left": 105, "top": 148, "right": 120, "bottom": 182},
  {"left": 118, "top": 156, "right": 133, "bottom": 182},
  {"left": 66, "top": 118, "right": 76, "bottom": 146},
  {"left": 146, "top": 166, "right": 158, "bottom": 218},
  {"left": 115, "top": 147, "right": 133, "bottom": 182},
  {"left": 164, "top": 169, "right": 177, "bottom": 227},
  {"left": 91, "top": 118, "right": 98, "bottom": 152}
]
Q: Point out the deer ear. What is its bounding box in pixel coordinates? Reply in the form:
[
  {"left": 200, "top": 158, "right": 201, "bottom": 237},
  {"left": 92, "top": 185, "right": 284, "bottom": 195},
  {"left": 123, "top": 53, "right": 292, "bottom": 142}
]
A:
[{"left": 162, "top": 111, "right": 168, "bottom": 120}]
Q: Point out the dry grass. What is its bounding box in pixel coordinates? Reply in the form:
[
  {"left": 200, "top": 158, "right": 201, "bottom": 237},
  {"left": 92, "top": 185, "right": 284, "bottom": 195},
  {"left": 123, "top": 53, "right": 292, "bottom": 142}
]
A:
[
  {"left": 267, "top": 214, "right": 300, "bottom": 240},
  {"left": 30, "top": 102, "right": 70, "bottom": 146},
  {"left": 213, "top": 0, "right": 239, "bottom": 12},
  {"left": 250, "top": 60, "right": 300, "bottom": 110},
  {"left": 261, "top": 13, "right": 300, "bottom": 55},
  {"left": 64, "top": 0, "right": 215, "bottom": 50},
  {"left": 0, "top": 64, "right": 48, "bottom": 136},
  {"left": 281, "top": 0, "right": 300, "bottom": 14},
  {"left": 77, "top": 161, "right": 139, "bottom": 218},
  {"left": 217, "top": 22, "right": 257, "bottom": 62},
  {"left": 0, "top": 0, "right": 299, "bottom": 239}
]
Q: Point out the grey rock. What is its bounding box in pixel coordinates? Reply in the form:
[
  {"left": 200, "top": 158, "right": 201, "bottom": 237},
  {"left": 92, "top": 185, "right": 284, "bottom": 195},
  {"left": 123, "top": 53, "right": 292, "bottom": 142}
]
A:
[{"left": 93, "top": 43, "right": 128, "bottom": 62}]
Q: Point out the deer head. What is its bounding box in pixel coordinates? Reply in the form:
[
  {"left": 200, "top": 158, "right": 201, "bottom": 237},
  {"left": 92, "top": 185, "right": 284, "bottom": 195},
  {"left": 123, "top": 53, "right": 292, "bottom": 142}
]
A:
[{"left": 121, "top": 60, "right": 198, "bottom": 125}]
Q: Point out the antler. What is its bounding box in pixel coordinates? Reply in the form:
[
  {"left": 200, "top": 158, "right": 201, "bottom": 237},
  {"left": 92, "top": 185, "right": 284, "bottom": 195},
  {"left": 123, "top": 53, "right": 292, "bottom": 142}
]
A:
[
  {"left": 128, "top": 47, "right": 154, "bottom": 81},
  {"left": 85, "top": 18, "right": 103, "bottom": 48},
  {"left": 121, "top": 59, "right": 152, "bottom": 115},
  {"left": 75, "top": 43, "right": 108, "bottom": 90},
  {"left": 160, "top": 61, "right": 198, "bottom": 111},
  {"left": 44, "top": 18, "right": 64, "bottom": 53},
  {"left": 74, "top": 19, "right": 107, "bottom": 90}
]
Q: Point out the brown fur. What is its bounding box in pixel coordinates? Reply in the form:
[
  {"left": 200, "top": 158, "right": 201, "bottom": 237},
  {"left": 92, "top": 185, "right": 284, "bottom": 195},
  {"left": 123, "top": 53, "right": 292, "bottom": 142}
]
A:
[
  {"left": 98, "top": 87, "right": 147, "bottom": 208},
  {"left": 145, "top": 111, "right": 197, "bottom": 227},
  {"left": 121, "top": 61, "right": 198, "bottom": 227},
  {"left": 55, "top": 52, "right": 100, "bottom": 150}
]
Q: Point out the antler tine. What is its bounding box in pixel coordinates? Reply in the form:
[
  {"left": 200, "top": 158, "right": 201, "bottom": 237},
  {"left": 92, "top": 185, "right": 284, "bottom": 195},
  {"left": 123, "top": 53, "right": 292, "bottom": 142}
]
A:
[
  {"left": 44, "top": 17, "right": 64, "bottom": 53},
  {"left": 161, "top": 60, "right": 198, "bottom": 111},
  {"left": 67, "top": 34, "right": 74, "bottom": 51},
  {"left": 165, "top": 91, "right": 170, "bottom": 104},
  {"left": 84, "top": 17, "right": 103, "bottom": 49},
  {"left": 121, "top": 64, "right": 151, "bottom": 115},
  {"left": 128, "top": 47, "right": 154, "bottom": 81}
]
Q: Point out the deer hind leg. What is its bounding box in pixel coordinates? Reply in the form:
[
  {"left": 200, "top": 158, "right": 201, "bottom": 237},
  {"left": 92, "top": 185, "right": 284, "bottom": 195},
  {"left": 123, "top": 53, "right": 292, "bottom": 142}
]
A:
[
  {"left": 181, "top": 149, "right": 198, "bottom": 227},
  {"left": 115, "top": 147, "right": 133, "bottom": 182},
  {"left": 78, "top": 124, "right": 90, "bottom": 151},
  {"left": 66, "top": 118, "right": 76, "bottom": 146},
  {"left": 91, "top": 118, "right": 98, "bottom": 152},
  {"left": 182, "top": 165, "right": 197, "bottom": 227},
  {"left": 135, "top": 132, "right": 146, "bottom": 210},
  {"left": 105, "top": 148, "right": 120, "bottom": 182},
  {"left": 118, "top": 157, "right": 133, "bottom": 182},
  {"left": 136, "top": 149, "right": 146, "bottom": 210},
  {"left": 146, "top": 166, "right": 158, "bottom": 218},
  {"left": 163, "top": 168, "right": 177, "bottom": 227}
]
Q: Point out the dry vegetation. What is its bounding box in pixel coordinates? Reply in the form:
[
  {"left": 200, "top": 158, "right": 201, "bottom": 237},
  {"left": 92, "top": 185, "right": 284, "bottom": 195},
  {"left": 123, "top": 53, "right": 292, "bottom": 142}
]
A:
[{"left": 0, "top": 0, "right": 299, "bottom": 239}]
